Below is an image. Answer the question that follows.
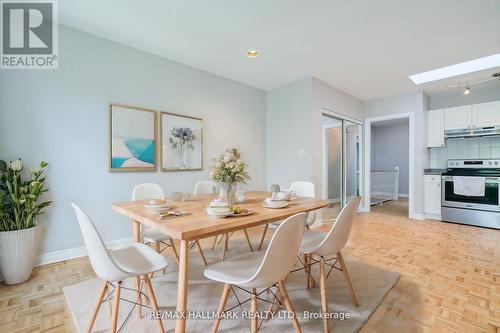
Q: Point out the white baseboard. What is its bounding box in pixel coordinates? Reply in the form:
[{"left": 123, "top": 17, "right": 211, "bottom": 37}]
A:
[
  {"left": 410, "top": 213, "right": 425, "bottom": 220},
  {"left": 424, "top": 213, "right": 441, "bottom": 221},
  {"left": 398, "top": 193, "right": 409, "bottom": 198},
  {"left": 35, "top": 237, "right": 133, "bottom": 266},
  {"left": 0, "top": 237, "right": 133, "bottom": 282}
]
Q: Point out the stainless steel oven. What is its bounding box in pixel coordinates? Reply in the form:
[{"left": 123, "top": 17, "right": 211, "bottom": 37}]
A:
[
  {"left": 441, "top": 159, "right": 500, "bottom": 229},
  {"left": 441, "top": 176, "right": 500, "bottom": 212}
]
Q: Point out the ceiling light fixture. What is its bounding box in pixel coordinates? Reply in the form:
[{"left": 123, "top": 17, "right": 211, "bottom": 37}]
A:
[
  {"left": 446, "top": 72, "right": 500, "bottom": 96},
  {"left": 464, "top": 86, "right": 471, "bottom": 95},
  {"left": 247, "top": 50, "right": 259, "bottom": 58},
  {"left": 409, "top": 53, "right": 500, "bottom": 84}
]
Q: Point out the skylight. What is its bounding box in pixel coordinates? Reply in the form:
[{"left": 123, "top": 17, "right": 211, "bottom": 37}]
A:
[{"left": 409, "top": 53, "right": 500, "bottom": 84}]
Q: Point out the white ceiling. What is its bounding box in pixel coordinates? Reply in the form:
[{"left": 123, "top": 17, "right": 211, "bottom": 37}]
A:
[{"left": 59, "top": 0, "right": 500, "bottom": 101}]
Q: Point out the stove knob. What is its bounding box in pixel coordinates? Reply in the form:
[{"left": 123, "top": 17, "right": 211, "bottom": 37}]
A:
[
  {"left": 495, "top": 161, "right": 499, "bottom": 165},
  {"left": 488, "top": 161, "right": 493, "bottom": 165}
]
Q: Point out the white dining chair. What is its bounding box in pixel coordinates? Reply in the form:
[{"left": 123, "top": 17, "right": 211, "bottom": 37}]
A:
[
  {"left": 258, "top": 181, "right": 317, "bottom": 251},
  {"left": 71, "top": 203, "right": 167, "bottom": 333},
  {"left": 299, "top": 196, "right": 361, "bottom": 333},
  {"left": 133, "top": 183, "right": 208, "bottom": 266},
  {"left": 204, "top": 212, "right": 306, "bottom": 333},
  {"left": 193, "top": 180, "right": 216, "bottom": 195},
  {"left": 194, "top": 181, "right": 254, "bottom": 259}
]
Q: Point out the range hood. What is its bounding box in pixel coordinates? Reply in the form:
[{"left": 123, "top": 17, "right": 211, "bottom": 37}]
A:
[{"left": 445, "top": 126, "right": 500, "bottom": 139}]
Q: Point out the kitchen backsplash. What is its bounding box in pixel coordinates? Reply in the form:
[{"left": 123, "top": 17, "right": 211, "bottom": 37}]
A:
[{"left": 428, "top": 136, "right": 500, "bottom": 168}]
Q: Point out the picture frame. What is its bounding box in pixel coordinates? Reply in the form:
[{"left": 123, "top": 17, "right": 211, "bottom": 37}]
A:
[
  {"left": 109, "top": 104, "right": 157, "bottom": 172},
  {"left": 160, "top": 112, "right": 203, "bottom": 171}
]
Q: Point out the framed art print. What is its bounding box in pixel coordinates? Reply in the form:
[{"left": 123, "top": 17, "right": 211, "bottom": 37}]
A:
[
  {"left": 109, "top": 104, "right": 157, "bottom": 172},
  {"left": 160, "top": 112, "right": 203, "bottom": 171}
]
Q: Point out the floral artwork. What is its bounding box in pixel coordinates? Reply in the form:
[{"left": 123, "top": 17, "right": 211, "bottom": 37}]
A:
[{"left": 161, "top": 113, "right": 203, "bottom": 171}]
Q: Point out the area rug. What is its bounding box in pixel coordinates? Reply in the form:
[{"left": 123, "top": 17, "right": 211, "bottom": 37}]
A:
[{"left": 64, "top": 239, "right": 399, "bottom": 332}]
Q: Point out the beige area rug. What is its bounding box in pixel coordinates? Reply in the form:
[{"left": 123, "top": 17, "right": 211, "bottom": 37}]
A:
[{"left": 64, "top": 239, "right": 399, "bottom": 332}]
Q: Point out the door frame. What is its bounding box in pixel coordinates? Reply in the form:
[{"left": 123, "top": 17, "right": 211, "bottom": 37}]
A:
[{"left": 363, "top": 112, "right": 415, "bottom": 218}]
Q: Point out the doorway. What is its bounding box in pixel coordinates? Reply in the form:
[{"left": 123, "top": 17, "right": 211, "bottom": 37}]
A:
[
  {"left": 364, "top": 112, "right": 415, "bottom": 219},
  {"left": 322, "top": 113, "right": 363, "bottom": 219}
]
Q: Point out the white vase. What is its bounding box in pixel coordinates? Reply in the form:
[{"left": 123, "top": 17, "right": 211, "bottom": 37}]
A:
[{"left": 0, "top": 225, "right": 42, "bottom": 285}]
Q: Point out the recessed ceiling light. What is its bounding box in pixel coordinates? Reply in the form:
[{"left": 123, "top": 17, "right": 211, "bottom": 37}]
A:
[
  {"left": 464, "top": 85, "right": 471, "bottom": 95},
  {"left": 247, "top": 50, "right": 259, "bottom": 58},
  {"left": 409, "top": 53, "right": 500, "bottom": 84}
]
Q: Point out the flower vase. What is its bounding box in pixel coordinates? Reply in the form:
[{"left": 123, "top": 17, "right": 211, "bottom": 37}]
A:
[
  {"left": 177, "top": 144, "right": 189, "bottom": 169},
  {"left": 219, "top": 183, "right": 237, "bottom": 205}
]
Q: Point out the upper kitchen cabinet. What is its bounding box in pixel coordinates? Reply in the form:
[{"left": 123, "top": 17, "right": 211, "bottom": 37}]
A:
[
  {"left": 444, "top": 105, "right": 472, "bottom": 130},
  {"left": 472, "top": 101, "right": 500, "bottom": 128},
  {"left": 427, "top": 109, "right": 445, "bottom": 147}
]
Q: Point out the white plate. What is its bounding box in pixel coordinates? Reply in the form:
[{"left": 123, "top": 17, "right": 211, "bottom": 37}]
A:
[
  {"left": 148, "top": 207, "right": 170, "bottom": 214},
  {"left": 145, "top": 204, "right": 171, "bottom": 210},
  {"left": 208, "top": 211, "right": 234, "bottom": 218},
  {"left": 262, "top": 202, "right": 288, "bottom": 209}
]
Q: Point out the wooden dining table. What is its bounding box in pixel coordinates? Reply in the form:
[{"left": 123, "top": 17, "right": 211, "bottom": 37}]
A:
[{"left": 112, "top": 191, "right": 329, "bottom": 333}]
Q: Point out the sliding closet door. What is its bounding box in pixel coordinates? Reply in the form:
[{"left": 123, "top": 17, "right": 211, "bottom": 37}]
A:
[
  {"left": 323, "top": 114, "right": 363, "bottom": 217},
  {"left": 344, "top": 121, "right": 362, "bottom": 206},
  {"left": 323, "top": 116, "right": 343, "bottom": 217}
]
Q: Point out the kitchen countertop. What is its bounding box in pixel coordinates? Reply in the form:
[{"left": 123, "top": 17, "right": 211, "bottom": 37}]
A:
[{"left": 424, "top": 168, "right": 447, "bottom": 175}]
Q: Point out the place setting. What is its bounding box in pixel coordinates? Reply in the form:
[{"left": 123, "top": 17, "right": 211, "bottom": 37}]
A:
[{"left": 143, "top": 198, "right": 189, "bottom": 219}]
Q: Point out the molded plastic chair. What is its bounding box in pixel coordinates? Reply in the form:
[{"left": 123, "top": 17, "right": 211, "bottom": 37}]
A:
[
  {"left": 300, "top": 196, "right": 361, "bottom": 333},
  {"left": 204, "top": 212, "right": 307, "bottom": 333},
  {"left": 133, "top": 183, "right": 207, "bottom": 266},
  {"left": 193, "top": 180, "right": 216, "bottom": 195},
  {"left": 258, "top": 181, "right": 317, "bottom": 250},
  {"left": 71, "top": 203, "right": 167, "bottom": 333}
]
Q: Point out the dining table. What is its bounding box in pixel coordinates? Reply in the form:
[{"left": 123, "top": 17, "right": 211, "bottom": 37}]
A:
[{"left": 112, "top": 191, "right": 329, "bottom": 333}]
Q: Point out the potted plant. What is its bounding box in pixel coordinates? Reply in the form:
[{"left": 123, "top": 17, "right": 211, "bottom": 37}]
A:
[
  {"left": 210, "top": 148, "right": 250, "bottom": 204},
  {"left": 0, "top": 159, "right": 51, "bottom": 284}
]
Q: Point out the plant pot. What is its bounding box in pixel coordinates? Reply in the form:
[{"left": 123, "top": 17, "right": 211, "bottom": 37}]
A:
[{"left": 0, "top": 225, "right": 42, "bottom": 285}]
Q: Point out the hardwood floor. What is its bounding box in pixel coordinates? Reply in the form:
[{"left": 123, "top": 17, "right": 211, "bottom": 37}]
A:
[{"left": 1, "top": 199, "right": 499, "bottom": 332}]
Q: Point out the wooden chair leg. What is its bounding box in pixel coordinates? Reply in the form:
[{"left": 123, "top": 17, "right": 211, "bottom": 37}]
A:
[
  {"left": 243, "top": 229, "right": 254, "bottom": 252},
  {"left": 303, "top": 254, "right": 311, "bottom": 290},
  {"left": 251, "top": 289, "right": 258, "bottom": 333},
  {"left": 337, "top": 251, "right": 358, "bottom": 307},
  {"left": 87, "top": 281, "right": 108, "bottom": 333},
  {"left": 135, "top": 276, "right": 142, "bottom": 318},
  {"left": 155, "top": 241, "right": 161, "bottom": 252},
  {"left": 212, "top": 283, "right": 231, "bottom": 333},
  {"left": 258, "top": 224, "right": 268, "bottom": 251},
  {"left": 211, "top": 235, "right": 219, "bottom": 251},
  {"left": 278, "top": 280, "right": 302, "bottom": 333},
  {"left": 170, "top": 239, "right": 180, "bottom": 264},
  {"left": 196, "top": 240, "right": 208, "bottom": 266},
  {"left": 319, "top": 258, "right": 329, "bottom": 333},
  {"left": 221, "top": 235, "right": 229, "bottom": 261},
  {"left": 144, "top": 275, "right": 166, "bottom": 333},
  {"left": 110, "top": 282, "right": 121, "bottom": 333}
]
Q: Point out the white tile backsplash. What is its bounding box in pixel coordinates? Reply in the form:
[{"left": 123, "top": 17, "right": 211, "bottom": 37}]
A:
[{"left": 428, "top": 136, "right": 500, "bottom": 168}]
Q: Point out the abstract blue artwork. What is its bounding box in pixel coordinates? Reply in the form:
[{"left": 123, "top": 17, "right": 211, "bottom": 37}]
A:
[{"left": 109, "top": 105, "right": 157, "bottom": 171}]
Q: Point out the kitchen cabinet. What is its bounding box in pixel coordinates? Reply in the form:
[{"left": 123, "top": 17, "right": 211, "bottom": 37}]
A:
[
  {"left": 444, "top": 105, "right": 472, "bottom": 130},
  {"left": 472, "top": 101, "right": 500, "bottom": 128},
  {"left": 427, "top": 109, "right": 445, "bottom": 147},
  {"left": 424, "top": 175, "right": 441, "bottom": 219}
]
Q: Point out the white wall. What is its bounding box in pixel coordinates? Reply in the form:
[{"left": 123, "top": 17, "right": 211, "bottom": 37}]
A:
[
  {"left": 371, "top": 122, "right": 410, "bottom": 195},
  {"left": 0, "top": 26, "right": 267, "bottom": 256},
  {"left": 266, "top": 78, "right": 313, "bottom": 189}
]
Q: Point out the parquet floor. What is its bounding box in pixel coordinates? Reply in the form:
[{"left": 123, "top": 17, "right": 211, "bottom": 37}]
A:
[{"left": 0, "top": 199, "right": 499, "bottom": 332}]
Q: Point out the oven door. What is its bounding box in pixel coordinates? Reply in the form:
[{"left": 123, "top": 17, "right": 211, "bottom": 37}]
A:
[{"left": 441, "top": 176, "right": 500, "bottom": 212}]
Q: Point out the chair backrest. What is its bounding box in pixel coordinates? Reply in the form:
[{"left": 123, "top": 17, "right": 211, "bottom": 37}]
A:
[
  {"left": 132, "top": 183, "right": 165, "bottom": 201},
  {"left": 289, "top": 181, "right": 315, "bottom": 198},
  {"left": 289, "top": 181, "right": 316, "bottom": 225},
  {"left": 313, "top": 196, "right": 361, "bottom": 256},
  {"left": 242, "top": 213, "right": 306, "bottom": 288},
  {"left": 193, "top": 181, "right": 216, "bottom": 195},
  {"left": 71, "top": 203, "right": 127, "bottom": 282}
]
